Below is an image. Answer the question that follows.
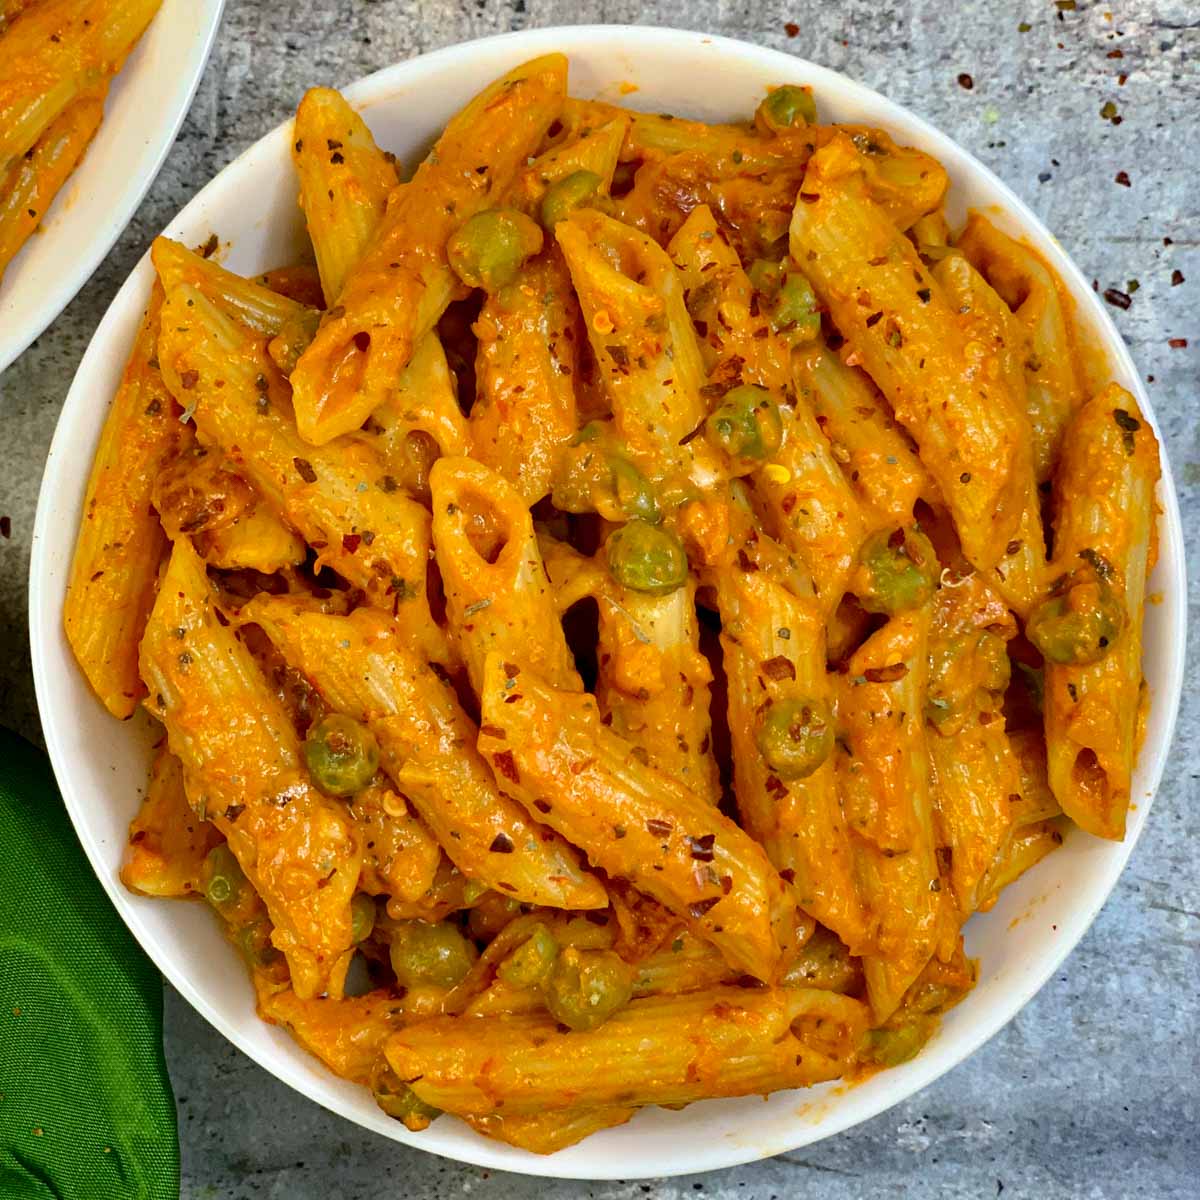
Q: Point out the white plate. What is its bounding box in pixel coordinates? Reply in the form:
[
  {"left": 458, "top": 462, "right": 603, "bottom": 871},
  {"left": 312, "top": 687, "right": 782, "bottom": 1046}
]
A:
[
  {"left": 29, "top": 26, "right": 1187, "bottom": 1181},
  {"left": 0, "top": 0, "right": 225, "bottom": 373}
]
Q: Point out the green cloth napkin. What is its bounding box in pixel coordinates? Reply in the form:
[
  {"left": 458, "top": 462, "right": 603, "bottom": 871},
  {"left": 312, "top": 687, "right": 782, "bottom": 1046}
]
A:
[{"left": 0, "top": 728, "right": 179, "bottom": 1200}]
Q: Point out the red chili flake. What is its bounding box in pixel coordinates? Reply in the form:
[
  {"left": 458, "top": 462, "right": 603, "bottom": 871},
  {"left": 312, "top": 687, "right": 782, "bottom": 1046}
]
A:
[
  {"left": 1171, "top": 270, "right": 1185, "bottom": 286},
  {"left": 200, "top": 233, "right": 219, "bottom": 259},
  {"left": 179, "top": 369, "right": 199, "bottom": 390},
  {"left": 1118, "top": 73, "right": 1128, "bottom": 85},
  {"left": 224, "top": 803, "right": 245, "bottom": 822},
  {"left": 721, "top": 875, "right": 733, "bottom": 895},
  {"left": 957, "top": 73, "right": 974, "bottom": 90},
  {"left": 779, "top": 868, "right": 796, "bottom": 884},
  {"left": 761, "top": 656, "right": 796, "bottom": 682},
  {"left": 1103, "top": 288, "right": 1132, "bottom": 310},
  {"left": 1164, "top": 237, "right": 1174, "bottom": 246},
  {"left": 864, "top": 663, "right": 909, "bottom": 683},
  {"left": 341, "top": 533, "right": 361, "bottom": 554},
  {"left": 492, "top": 750, "right": 519, "bottom": 783},
  {"left": 1115, "top": 170, "right": 1131, "bottom": 186},
  {"left": 330, "top": 151, "right": 345, "bottom": 164},
  {"left": 688, "top": 897, "right": 721, "bottom": 919},
  {"left": 534, "top": 798, "right": 552, "bottom": 814},
  {"left": 764, "top": 775, "right": 788, "bottom": 798},
  {"left": 293, "top": 457, "right": 318, "bottom": 483},
  {"left": 489, "top": 833, "right": 514, "bottom": 854},
  {"left": 0, "top": 516, "right": 9, "bottom": 539},
  {"left": 647, "top": 818, "right": 674, "bottom": 838},
  {"left": 503, "top": 662, "right": 521, "bottom": 679},
  {"left": 689, "top": 834, "right": 716, "bottom": 862},
  {"left": 1169, "top": 338, "right": 1189, "bottom": 349},
  {"left": 784, "top": 22, "right": 799, "bottom": 37},
  {"left": 798, "top": 192, "right": 820, "bottom": 204},
  {"left": 1107, "top": 48, "right": 1124, "bottom": 58},
  {"left": 479, "top": 724, "right": 506, "bottom": 739}
]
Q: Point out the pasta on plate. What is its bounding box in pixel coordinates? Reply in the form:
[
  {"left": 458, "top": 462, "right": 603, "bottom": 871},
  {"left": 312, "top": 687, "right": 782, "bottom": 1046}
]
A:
[
  {"left": 64, "top": 53, "right": 1162, "bottom": 1153},
  {"left": 0, "top": 0, "right": 164, "bottom": 286}
]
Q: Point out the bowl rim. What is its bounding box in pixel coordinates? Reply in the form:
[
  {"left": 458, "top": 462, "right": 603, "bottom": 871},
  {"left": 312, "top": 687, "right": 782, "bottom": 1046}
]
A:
[
  {"left": 0, "top": 0, "right": 226, "bottom": 374},
  {"left": 29, "top": 23, "right": 1187, "bottom": 1180}
]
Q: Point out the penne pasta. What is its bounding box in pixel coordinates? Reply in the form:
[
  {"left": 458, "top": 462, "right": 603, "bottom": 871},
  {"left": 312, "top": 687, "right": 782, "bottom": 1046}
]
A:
[
  {"left": 556, "top": 208, "right": 707, "bottom": 453},
  {"left": 0, "top": 0, "right": 160, "bottom": 170},
  {"left": 790, "top": 133, "right": 1033, "bottom": 574},
  {"left": 1040, "top": 384, "right": 1160, "bottom": 839},
  {"left": 792, "top": 340, "right": 932, "bottom": 526},
  {"left": 140, "top": 538, "right": 362, "bottom": 1000},
  {"left": 465, "top": 1108, "right": 635, "bottom": 1155},
  {"left": 64, "top": 283, "right": 184, "bottom": 717},
  {"left": 386, "top": 986, "right": 868, "bottom": 1117},
  {"left": 431, "top": 456, "right": 581, "bottom": 694},
  {"left": 156, "top": 284, "right": 450, "bottom": 666},
  {"left": 835, "top": 606, "right": 945, "bottom": 1021},
  {"left": 289, "top": 55, "right": 568, "bottom": 444},
  {"left": 714, "top": 534, "right": 868, "bottom": 953},
  {"left": 957, "top": 213, "right": 1084, "bottom": 481},
  {"left": 476, "top": 654, "right": 798, "bottom": 981},
  {"left": 119, "top": 746, "right": 223, "bottom": 898},
  {"left": 241, "top": 597, "right": 606, "bottom": 911},
  {"left": 926, "top": 574, "right": 1022, "bottom": 918},
  {"left": 469, "top": 248, "right": 581, "bottom": 504},
  {"left": 291, "top": 86, "right": 399, "bottom": 305},
  {"left": 0, "top": 85, "right": 106, "bottom": 280}
]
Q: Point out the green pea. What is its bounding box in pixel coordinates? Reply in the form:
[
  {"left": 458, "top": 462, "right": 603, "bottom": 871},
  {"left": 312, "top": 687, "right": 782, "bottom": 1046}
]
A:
[
  {"left": 756, "top": 697, "right": 834, "bottom": 780},
  {"left": 235, "top": 917, "right": 283, "bottom": 971},
  {"left": 1027, "top": 578, "right": 1126, "bottom": 666},
  {"left": 609, "top": 456, "right": 660, "bottom": 523},
  {"left": 756, "top": 85, "right": 818, "bottom": 132},
  {"left": 606, "top": 520, "right": 689, "bottom": 596},
  {"left": 865, "top": 1018, "right": 936, "bottom": 1067},
  {"left": 371, "top": 1062, "right": 442, "bottom": 1130},
  {"left": 202, "top": 844, "right": 247, "bottom": 917},
  {"left": 388, "top": 919, "right": 477, "bottom": 990},
  {"left": 856, "top": 527, "right": 937, "bottom": 615},
  {"left": 447, "top": 208, "right": 544, "bottom": 291},
  {"left": 540, "top": 170, "right": 603, "bottom": 229},
  {"left": 746, "top": 257, "right": 784, "bottom": 299},
  {"left": 705, "top": 384, "right": 784, "bottom": 462},
  {"left": 303, "top": 713, "right": 379, "bottom": 797},
  {"left": 351, "top": 892, "right": 377, "bottom": 944},
  {"left": 497, "top": 924, "right": 559, "bottom": 988},
  {"left": 544, "top": 947, "right": 633, "bottom": 1031},
  {"left": 773, "top": 269, "right": 821, "bottom": 341}
]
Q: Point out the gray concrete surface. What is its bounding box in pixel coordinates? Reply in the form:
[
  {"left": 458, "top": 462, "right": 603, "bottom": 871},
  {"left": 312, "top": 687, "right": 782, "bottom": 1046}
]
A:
[{"left": 1, "top": 0, "right": 1197, "bottom": 1196}]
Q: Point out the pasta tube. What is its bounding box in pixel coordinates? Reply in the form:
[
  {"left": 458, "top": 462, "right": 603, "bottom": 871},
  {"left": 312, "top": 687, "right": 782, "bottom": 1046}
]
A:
[
  {"left": 386, "top": 986, "right": 868, "bottom": 1117},
  {"left": 1041, "top": 384, "right": 1160, "bottom": 839},
  {"left": 140, "top": 538, "right": 361, "bottom": 999},
  {"left": 792, "top": 341, "right": 932, "bottom": 526},
  {"left": 469, "top": 248, "right": 581, "bottom": 504},
  {"left": 556, "top": 208, "right": 707, "bottom": 452},
  {"left": 241, "top": 597, "right": 606, "bottom": 911},
  {"left": 156, "top": 284, "right": 450, "bottom": 666},
  {"left": 835, "top": 607, "right": 944, "bottom": 1021},
  {"left": 0, "top": 86, "right": 105, "bottom": 279},
  {"left": 290, "top": 55, "right": 568, "bottom": 444},
  {"left": 119, "top": 747, "right": 222, "bottom": 898},
  {"left": 715, "top": 539, "right": 869, "bottom": 953},
  {"left": 593, "top": 575, "right": 720, "bottom": 805},
  {"left": 64, "top": 283, "right": 184, "bottom": 717},
  {"left": 790, "top": 133, "right": 1032, "bottom": 573},
  {"left": 477, "top": 655, "right": 798, "bottom": 981},
  {"left": 0, "top": 0, "right": 160, "bottom": 169},
  {"left": 926, "top": 575, "right": 1021, "bottom": 918},
  {"left": 957, "top": 213, "right": 1084, "bottom": 481},
  {"left": 291, "top": 86, "right": 399, "bottom": 304},
  {"left": 150, "top": 236, "right": 320, "bottom": 345},
  {"left": 465, "top": 1108, "right": 635, "bottom": 1155},
  {"left": 430, "top": 456, "right": 580, "bottom": 694},
  {"left": 932, "top": 252, "right": 1046, "bottom": 617}
]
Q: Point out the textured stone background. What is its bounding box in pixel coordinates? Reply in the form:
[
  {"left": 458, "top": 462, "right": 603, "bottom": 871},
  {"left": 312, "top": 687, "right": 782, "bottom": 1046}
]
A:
[{"left": 1, "top": 1, "right": 1197, "bottom": 1196}]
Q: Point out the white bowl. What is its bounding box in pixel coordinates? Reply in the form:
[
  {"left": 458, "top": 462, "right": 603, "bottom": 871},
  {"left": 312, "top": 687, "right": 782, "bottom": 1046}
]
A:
[
  {"left": 29, "top": 26, "right": 1186, "bottom": 1180},
  {"left": 0, "top": 0, "right": 225, "bottom": 374}
]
